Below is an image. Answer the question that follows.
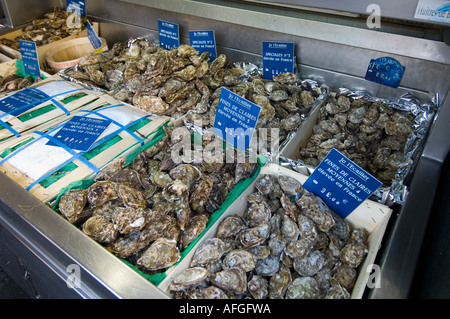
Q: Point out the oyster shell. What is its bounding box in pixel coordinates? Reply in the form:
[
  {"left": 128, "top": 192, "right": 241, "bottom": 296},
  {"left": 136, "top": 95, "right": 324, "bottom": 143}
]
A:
[
  {"left": 190, "top": 238, "right": 226, "bottom": 267},
  {"left": 285, "top": 277, "right": 320, "bottom": 299},
  {"left": 210, "top": 268, "right": 247, "bottom": 295},
  {"left": 136, "top": 238, "right": 180, "bottom": 271},
  {"left": 82, "top": 215, "right": 118, "bottom": 244},
  {"left": 59, "top": 189, "right": 89, "bottom": 223},
  {"left": 169, "top": 267, "right": 210, "bottom": 291}
]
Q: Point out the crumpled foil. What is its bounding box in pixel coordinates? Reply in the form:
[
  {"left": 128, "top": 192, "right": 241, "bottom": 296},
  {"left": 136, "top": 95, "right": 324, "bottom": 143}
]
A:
[{"left": 277, "top": 89, "right": 439, "bottom": 206}]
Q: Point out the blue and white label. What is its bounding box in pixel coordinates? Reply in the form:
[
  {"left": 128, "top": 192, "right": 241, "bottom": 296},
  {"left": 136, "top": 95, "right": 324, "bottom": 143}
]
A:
[
  {"left": 87, "top": 21, "right": 102, "bottom": 49},
  {"left": 158, "top": 20, "right": 179, "bottom": 50},
  {"left": 189, "top": 30, "right": 217, "bottom": 61},
  {"left": 414, "top": 0, "right": 450, "bottom": 24},
  {"left": 213, "top": 88, "right": 261, "bottom": 151},
  {"left": 66, "top": 0, "right": 86, "bottom": 16},
  {"left": 262, "top": 42, "right": 294, "bottom": 80},
  {"left": 302, "top": 148, "right": 382, "bottom": 218},
  {"left": 47, "top": 116, "right": 112, "bottom": 152},
  {"left": 19, "top": 40, "right": 40, "bottom": 77},
  {"left": 0, "top": 87, "right": 48, "bottom": 117},
  {"left": 365, "top": 57, "right": 405, "bottom": 88}
]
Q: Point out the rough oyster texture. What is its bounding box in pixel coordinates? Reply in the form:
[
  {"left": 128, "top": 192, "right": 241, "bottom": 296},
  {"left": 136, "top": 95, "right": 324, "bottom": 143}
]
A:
[
  {"left": 62, "top": 38, "right": 322, "bottom": 152},
  {"left": 172, "top": 174, "right": 369, "bottom": 299},
  {"left": 298, "top": 95, "right": 415, "bottom": 186},
  {"left": 58, "top": 130, "right": 256, "bottom": 276}
]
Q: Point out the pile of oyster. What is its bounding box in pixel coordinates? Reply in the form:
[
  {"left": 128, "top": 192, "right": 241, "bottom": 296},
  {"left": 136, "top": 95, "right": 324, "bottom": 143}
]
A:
[
  {"left": 0, "top": 74, "right": 43, "bottom": 94},
  {"left": 63, "top": 38, "right": 321, "bottom": 148},
  {"left": 298, "top": 94, "right": 415, "bottom": 186},
  {"left": 0, "top": 7, "right": 90, "bottom": 49},
  {"left": 169, "top": 173, "right": 368, "bottom": 299},
  {"left": 57, "top": 127, "right": 257, "bottom": 275}
]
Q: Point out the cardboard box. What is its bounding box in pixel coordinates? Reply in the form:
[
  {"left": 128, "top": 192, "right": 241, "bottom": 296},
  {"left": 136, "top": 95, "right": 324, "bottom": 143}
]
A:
[{"left": 158, "top": 163, "right": 392, "bottom": 299}]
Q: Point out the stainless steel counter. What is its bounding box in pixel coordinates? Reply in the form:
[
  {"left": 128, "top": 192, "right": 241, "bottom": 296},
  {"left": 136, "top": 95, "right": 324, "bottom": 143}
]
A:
[{"left": 0, "top": 0, "right": 449, "bottom": 299}]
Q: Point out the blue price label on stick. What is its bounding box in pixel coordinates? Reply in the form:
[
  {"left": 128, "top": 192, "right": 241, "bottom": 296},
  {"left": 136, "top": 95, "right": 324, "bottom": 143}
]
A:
[
  {"left": 158, "top": 20, "right": 179, "bottom": 50},
  {"left": 189, "top": 30, "right": 217, "bottom": 61},
  {"left": 0, "top": 87, "right": 48, "bottom": 117},
  {"left": 365, "top": 57, "right": 405, "bottom": 88},
  {"left": 302, "top": 148, "right": 382, "bottom": 218},
  {"left": 212, "top": 88, "right": 261, "bottom": 152},
  {"left": 19, "top": 40, "right": 40, "bottom": 77},
  {"left": 262, "top": 41, "right": 294, "bottom": 80},
  {"left": 87, "top": 21, "right": 102, "bottom": 50},
  {"left": 47, "top": 116, "right": 112, "bottom": 152}
]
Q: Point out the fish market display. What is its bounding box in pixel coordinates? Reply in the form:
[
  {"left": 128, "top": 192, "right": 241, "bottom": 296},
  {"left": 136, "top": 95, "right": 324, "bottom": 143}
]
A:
[
  {"left": 297, "top": 94, "right": 417, "bottom": 186},
  {"left": 169, "top": 173, "right": 369, "bottom": 299},
  {"left": 0, "top": 7, "right": 91, "bottom": 49},
  {"left": 62, "top": 38, "right": 323, "bottom": 148},
  {"left": 57, "top": 127, "right": 258, "bottom": 275}
]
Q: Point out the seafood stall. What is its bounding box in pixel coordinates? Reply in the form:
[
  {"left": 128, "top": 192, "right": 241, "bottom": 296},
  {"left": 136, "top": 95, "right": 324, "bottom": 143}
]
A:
[{"left": 0, "top": 0, "right": 449, "bottom": 299}]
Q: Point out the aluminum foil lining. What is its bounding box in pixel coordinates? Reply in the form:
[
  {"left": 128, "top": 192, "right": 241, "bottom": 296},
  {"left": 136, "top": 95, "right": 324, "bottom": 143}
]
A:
[{"left": 278, "top": 89, "right": 439, "bottom": 206}]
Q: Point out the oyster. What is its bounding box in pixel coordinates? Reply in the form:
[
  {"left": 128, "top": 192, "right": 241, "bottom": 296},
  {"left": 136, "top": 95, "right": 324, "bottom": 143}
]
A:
[
  {"left": 82, "top": 215, "right": 118, "bottom": 244},
  {"left": 222, "top": 249, "right": 257, "bottom": 272},
  {"left": 216, "top": 215, "right": 247, "bottom": 239},
  {"left": 136, "top": 238, "right": 180, "bottom": 271},
  {"left": 190, "top": 238, "right": 226, "bottom": 267},
  {"left": 112, "top": 207, "right": 149, "bottom": 234},
  {"left": 285, "top": 277, "right": 320, "bottom": 299},
  {"left": 58, "top": 189, "right": 89, "bottom": 223},
  {"left": 248, "top": 275, "right": 269, "bottom": 299},
  {"left": 87, "top": 181, "right": 118, "bottom": 207},
  {"left": 210, "top": 268, "right": 247, "bottom": 295},
  {"left": 169, "top": 267, "right": 210, "bottom": 291}
]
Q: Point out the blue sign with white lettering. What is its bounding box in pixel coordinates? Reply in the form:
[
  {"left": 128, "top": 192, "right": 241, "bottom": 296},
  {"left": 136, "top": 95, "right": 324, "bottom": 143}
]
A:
[
  {"left": 262, "top": 42, "right": 294, "bottom": 80},
  {"left": 0, "top": 87, "right": 48, "bottom": 117},
  {"left": 19, "top": 40, "right": 40, "bottom": 77},
  {"left": 302, "top": 148, "right": 382, "bottom": 218},
  {"left": 158, "top": 20, "right": 179, "bottom": 50},
  {"left": 87, "top": 21, "right": 102, "bottom": 49},
  {"left": 47, "top": 116, "right": 112, "bottom": 152},
  {"left": 189, "top": 30, "right": 217, "bottom": 61},
  {"left": 365, "top": 57, "right": 405, "bottom": 88},
  {"left": 212, "top": 88, "right": 261, "bottom": 151}
]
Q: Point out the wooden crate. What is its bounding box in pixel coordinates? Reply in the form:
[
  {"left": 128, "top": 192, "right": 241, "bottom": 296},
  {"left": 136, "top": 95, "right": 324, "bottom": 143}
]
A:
[
  {"left": 0, "top": 102, "right": 169, "bottom": 203},
  {"left": 158, "top": 163, "right": 392, "bottom": 299},
  {"left": 0, "top": 75, "right": 106, "bottom": 142},
  {"left": 0, "top": 22, "right": 99, "bottom": 73}
]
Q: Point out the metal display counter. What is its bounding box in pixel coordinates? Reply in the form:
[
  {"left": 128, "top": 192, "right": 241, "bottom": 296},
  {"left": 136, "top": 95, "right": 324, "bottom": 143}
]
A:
[{"left": 0, "top": 0, "right": 449, "bottom": 299}]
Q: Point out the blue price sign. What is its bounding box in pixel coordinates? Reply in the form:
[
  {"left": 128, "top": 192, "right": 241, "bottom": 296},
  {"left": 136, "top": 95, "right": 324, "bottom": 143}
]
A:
[
  {"left": 0, "top": 87, "right": 48, "bottom": 117},
  {"left": 262, "top": 41, "right": 294, "bottom": 80},
  {"left": 47, "top": 116, "right": 112, "bottom": 152},
  {"left": 302, "top": 148, "right": 382, "bottom": 218},
  {"left": 19, "top": 40, "right": 40, "bottom": 77},
  {"left": 212, "top": 88, "right": 261, "bottom": 151},
  {"left": 189, "top": 30, "right": 217, "bottom": 61},
  {"left": 365, "top": 57, "right": 405, "bottom": 88},
  {"left": 158, "top": 20, "right": 179, "bottom": 50},
  {"left": 87, "top": 21, "right": 102, "bottom": 49}
]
